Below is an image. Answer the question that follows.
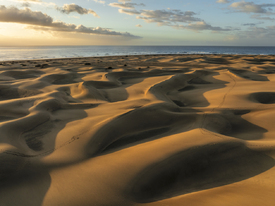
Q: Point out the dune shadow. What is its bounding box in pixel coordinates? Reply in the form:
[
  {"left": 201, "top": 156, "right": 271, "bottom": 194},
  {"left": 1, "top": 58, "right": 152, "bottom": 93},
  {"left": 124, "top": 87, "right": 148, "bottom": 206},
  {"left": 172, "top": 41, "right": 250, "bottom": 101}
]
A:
[
  {"left": 258, "top": 66, "right": 275, "bottom": 74},
  {"left": 228, "top": 68, "right": 269, "bottom": 81},
  {"left": 2, "top": 70, "right": 45, "bottom": 79},
  {"left": 0, "top": 84, "right": 43, "bottom": 101},
  {"left": 243, "top": 58, "right": 273, "bottom": 65},
  {"left": 102, "top": 127, "right": 171, "bottom": 155},
  {"left": 202, "top": 109, "right": 267, "bottom": 140},
  {"left": 201, "top": 57, "right": 231, "bottom": 65},
  {"left": 127, "top": 141, "right": 275, "bottom": 203},
  {"left": 250, "top": 92, "right": 275, "bottom": 104}
]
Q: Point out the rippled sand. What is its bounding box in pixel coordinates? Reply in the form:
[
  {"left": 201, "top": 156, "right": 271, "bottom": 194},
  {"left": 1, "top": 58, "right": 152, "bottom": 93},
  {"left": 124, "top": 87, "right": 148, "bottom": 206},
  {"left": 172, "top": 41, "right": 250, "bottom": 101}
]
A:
[{"left": 1, "top": 54, "right": 275, "bottom": 205}]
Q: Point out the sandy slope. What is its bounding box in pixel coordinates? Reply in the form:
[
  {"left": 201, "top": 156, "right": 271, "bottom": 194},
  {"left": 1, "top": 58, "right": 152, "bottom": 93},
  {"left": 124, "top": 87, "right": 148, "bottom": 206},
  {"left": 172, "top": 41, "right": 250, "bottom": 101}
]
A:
[{"left": 1, "top": 54, "right": 275, "bottom": 205}]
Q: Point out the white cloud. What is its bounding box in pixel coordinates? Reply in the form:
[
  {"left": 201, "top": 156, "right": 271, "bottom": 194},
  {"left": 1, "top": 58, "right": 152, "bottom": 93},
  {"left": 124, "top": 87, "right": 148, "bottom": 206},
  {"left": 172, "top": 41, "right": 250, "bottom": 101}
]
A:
[
  {"left": 56, "top": 3, "right": 99, "bottom": 17},
  {"left": 136, "top": 24, "right": 142, "bottom": 27}
]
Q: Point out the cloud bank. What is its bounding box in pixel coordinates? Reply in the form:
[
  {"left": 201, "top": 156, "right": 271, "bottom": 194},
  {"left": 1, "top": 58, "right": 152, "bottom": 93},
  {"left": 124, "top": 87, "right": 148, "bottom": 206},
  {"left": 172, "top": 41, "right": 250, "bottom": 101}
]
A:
[
  {"left": 0, "top": 5, "right": 140, "bottom": 38},
  {"left": 109, "top": 0, "right": 229, "bottom": 32}
]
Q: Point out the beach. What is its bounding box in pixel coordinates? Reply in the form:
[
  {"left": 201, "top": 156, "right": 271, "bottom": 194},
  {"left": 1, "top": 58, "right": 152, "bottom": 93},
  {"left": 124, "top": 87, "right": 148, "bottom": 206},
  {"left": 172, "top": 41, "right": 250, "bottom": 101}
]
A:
[{"left": 1, "top": 54, "right": 275, "bottom": 205}]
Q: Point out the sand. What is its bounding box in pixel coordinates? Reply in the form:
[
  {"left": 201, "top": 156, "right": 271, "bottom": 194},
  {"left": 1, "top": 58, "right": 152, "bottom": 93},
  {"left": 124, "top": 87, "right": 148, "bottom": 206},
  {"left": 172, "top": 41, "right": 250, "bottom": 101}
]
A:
[{"left": 1, "top": 54, "right": 275, "bottom": 205}]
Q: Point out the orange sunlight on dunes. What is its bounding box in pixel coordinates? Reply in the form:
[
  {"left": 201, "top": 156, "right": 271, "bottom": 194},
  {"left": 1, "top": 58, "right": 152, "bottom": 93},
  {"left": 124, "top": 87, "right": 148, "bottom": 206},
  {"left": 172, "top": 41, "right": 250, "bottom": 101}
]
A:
[{"left": 1, "top": 54, "right": 275, "bottom": 205}]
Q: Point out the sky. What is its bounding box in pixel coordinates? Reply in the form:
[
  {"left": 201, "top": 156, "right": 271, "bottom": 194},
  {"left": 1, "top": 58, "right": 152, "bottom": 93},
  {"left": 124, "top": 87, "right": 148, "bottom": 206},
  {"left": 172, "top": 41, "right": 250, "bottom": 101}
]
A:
[{"left": 0, "top": 0, "right": 275, "bottom": 46}]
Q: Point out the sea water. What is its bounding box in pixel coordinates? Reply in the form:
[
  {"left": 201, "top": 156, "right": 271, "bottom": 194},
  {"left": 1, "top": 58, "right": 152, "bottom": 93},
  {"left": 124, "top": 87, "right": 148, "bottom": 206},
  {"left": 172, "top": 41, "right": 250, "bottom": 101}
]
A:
[{"left": 1, "top": 46, "right": 275, "bottom": 61}]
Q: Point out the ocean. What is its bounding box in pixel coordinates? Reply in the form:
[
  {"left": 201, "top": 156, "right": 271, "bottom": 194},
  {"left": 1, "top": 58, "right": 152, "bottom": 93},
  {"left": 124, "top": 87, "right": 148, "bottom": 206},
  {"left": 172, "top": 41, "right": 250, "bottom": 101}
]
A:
[{"left": 1, "top": 46, "right": 275, "bottom": 61}]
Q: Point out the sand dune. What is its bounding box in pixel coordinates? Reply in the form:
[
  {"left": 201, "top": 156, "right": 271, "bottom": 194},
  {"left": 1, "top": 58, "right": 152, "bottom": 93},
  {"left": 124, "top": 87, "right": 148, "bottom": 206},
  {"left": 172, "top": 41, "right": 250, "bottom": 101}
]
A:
[{"left": 1, "top": 54, "right": 275, "bottom": 205}]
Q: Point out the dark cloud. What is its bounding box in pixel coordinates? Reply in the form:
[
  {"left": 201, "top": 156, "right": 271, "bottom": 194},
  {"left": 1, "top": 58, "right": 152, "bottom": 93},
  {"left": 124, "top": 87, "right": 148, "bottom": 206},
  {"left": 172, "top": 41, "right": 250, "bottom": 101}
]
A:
[
  {"left": 0, "top": 6, "right": 140, "bottom": 38},
  {"left": 242, "top": 23, "right": 257, "bottom": 26},
  {"left": 242, "top": 22, "right": 264, "bottom": 26},
  {"left": 56, "top": 3, "right": 99, "bottom": 17},
  {"left": 0, "top": 5, "right": 52, "bottom": 26}
]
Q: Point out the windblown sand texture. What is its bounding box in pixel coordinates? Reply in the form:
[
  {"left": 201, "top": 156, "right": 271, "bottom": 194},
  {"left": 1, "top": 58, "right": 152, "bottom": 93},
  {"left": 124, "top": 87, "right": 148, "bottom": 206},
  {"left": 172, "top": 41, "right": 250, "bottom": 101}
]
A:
[{"left": 1, "top": 54, "right": 275, "bottom": 206}]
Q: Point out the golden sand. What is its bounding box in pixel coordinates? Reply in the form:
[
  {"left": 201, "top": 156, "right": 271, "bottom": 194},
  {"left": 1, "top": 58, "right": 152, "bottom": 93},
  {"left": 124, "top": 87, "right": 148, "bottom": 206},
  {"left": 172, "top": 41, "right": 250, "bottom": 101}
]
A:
[{"left": 1, "top": 54, "right": 275, "bottom": 205}]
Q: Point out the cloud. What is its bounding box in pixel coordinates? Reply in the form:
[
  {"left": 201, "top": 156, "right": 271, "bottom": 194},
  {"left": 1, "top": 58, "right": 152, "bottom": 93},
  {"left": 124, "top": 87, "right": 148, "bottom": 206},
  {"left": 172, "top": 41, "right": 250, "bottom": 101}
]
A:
[
  {"left": 135, "top": 9, "right": 230, "bottom": 32},
  {"left": 216, "top": 0, "right": 231, "bottom": 4},
  {"left": 174, "top": 21, "right": 231, "bottom": 32},
  {"left": 27, "top": 25, "right": 139, "bottom": 38},
  {"left": 0, "top": 5, "right": 52, "bottom": 26},
  {"left": 136, "top": 24, "right": 142, "bottom": 27},
  {"left": 109, "top": 2, "right": 145, "bottom": 9},
  {"left": 251, "top": 14, "right": 275, "bottom": 20},
  {"left": 119, "top": 9, "right": 140, "bottom": 15},
  {"left": 110, "top": 1, "right": 229, "bottom": 32},
  {"left": 227, "top": 25, "right": 275, "bottom": 44},
  {"left": 240, "top": 26, "right": 275, "bottom": 38},
  {"left": 21, "top": 2, "right": 31, "bottom": 7},
  {"left": 56, "top": 3, "right": 99, "bottom": 17},
  {"left": 242, "top": 23, "right": 257, "bottom": 26},
  {"left": 136, "top": 10, "right": 201, "bottom": 26},
  {"left": 229, "top": 1, "right": 275, "bottom": 14},
  {"left": 0, "top": 6, "right": 140, "bottom": 38},
  {"left": 227, "top": 1, "right": 275, "bottom": 21}
]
